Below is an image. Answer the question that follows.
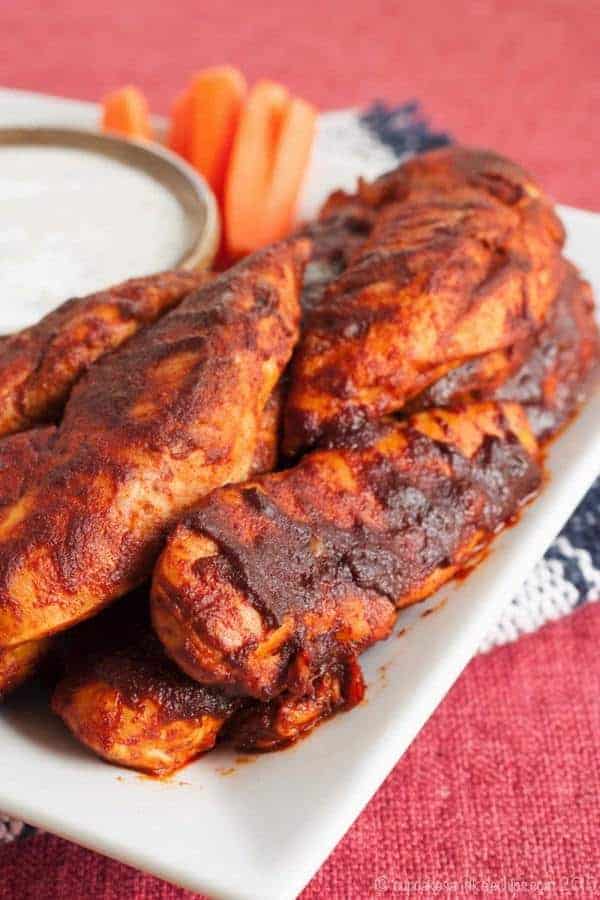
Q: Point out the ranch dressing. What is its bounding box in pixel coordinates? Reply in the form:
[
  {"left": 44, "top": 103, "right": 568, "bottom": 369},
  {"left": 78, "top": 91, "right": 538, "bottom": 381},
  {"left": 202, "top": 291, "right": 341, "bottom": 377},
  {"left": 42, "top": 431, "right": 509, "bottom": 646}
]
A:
[{"left": 0, "top": 146, "right": 189, "bottom": 332}]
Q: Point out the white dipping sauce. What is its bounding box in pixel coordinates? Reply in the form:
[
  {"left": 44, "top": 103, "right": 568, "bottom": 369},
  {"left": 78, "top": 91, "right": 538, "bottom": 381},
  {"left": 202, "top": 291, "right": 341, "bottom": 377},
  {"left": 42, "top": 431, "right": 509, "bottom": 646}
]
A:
[{"left": 0, "top": 146, "right": 189, "bottom": 331}]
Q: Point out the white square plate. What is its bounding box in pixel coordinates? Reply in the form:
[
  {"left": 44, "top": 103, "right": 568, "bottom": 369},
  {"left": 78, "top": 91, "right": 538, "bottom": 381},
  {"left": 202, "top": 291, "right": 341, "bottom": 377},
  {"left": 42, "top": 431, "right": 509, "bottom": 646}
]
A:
[{"left": 1, "top": 89, "right": 599, "bottom": 900}]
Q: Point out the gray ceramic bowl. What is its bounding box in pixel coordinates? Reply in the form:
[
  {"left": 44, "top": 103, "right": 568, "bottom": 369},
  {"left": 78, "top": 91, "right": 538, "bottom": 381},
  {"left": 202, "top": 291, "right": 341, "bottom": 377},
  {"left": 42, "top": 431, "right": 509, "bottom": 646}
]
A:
[{"left": 0, "top": 126, "right": 220, "bottom": 272}]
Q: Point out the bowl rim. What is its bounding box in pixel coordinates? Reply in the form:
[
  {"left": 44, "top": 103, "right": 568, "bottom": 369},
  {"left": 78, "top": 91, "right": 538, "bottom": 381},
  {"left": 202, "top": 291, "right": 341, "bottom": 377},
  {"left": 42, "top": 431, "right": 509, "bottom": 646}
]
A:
[{"left": 0, "top": 125, "right": 220, "bottom": 272}]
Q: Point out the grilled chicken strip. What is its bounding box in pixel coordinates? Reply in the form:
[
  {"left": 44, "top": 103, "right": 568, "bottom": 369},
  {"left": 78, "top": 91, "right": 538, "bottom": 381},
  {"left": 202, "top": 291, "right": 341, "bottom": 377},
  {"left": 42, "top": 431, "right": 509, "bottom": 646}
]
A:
[
  {"left": 0, "top": 426, "right": 56, "bottom": 502},
  {"left": 152, "top": 403, "right": 541, "bottom": 701},
  {"left": 0, "top": 427, "right": 56, "bottom": 696},
  {"left": 228, "top": 656, "right": 365, "bottom": 752},
  {"left": 52, "top": 598, "right": 363, "bottom": 773},
  {"left": 249, "top": 381, "right": 284, "bottom": 475},
  {"left": 284, "top": 146, "right": 565, "bottom": 454},
  {"left": 0, "top": 270, "right": 208, "bottom": 438},
  {"left": 0, "top": 239, "right": 307, "bottom": 648},
  {"left": 407, "top": 263, "right": 600, "bottom": 440}
]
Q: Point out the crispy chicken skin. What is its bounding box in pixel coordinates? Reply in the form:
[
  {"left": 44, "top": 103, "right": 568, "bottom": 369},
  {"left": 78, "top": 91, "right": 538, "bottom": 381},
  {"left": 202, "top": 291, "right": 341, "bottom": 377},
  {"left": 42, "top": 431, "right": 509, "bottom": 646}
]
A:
[
  {"left": 407, "top": 263, "right": 600, "bottom": 439},
  {"left": 152, "top": 403, "right": 541, "bottom": 701},
  {"left": 0, "top": 239, "right": 308, "bottom": 648},
  {"left": 283, "top": 147, "right": 565, "bottom": 454},
  {"left": 0, "top": 270, "right": 208, "bottom": 438},
  {"left": 0, "top": 428, "right": 56, "bottom": 696}
]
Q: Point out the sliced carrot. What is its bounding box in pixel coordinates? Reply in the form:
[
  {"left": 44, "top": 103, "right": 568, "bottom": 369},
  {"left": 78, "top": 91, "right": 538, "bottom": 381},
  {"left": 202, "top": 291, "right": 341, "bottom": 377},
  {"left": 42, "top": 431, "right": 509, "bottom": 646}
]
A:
[
  {"left": 224, "top": 80, "right": 290, "bottom": 259},
  {"left": 188, "top": 66, "right": 247, "bottom": 200},
  {"left": 167, "top": 90, "right": 193, "bottom": 158},
  {"left": 257, "top": 97, "right": 317, "bottom": 245},
  {"left": 101, "top": 86, "right": 152, "bottom": 140}
]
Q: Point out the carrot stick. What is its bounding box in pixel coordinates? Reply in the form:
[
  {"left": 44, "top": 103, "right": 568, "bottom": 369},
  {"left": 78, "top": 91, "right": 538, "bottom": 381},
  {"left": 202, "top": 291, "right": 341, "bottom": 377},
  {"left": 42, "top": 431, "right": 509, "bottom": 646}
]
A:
[
  {"left": 188, "top": 66, "right": 247, "bottom": 200},
  {"left": 101, "top": 86, "right": 152, "bottom": 140},
  {"left": 167, "top": 90, "right": 192, "bottom": 158},
  {"left": 257, "top": 97, "right": 317, "bottom": 245},
  {"left": 224, "top": 80, "right": 290, "bottom": 259}
]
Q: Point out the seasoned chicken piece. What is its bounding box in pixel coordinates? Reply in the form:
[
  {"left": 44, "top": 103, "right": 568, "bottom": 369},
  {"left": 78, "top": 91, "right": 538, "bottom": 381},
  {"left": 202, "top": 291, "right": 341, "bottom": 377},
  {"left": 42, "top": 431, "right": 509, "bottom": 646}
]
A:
[
  {"left": 228, "top": 656, "right": 365, "bottom": 752},
  {"left": 249, "top": 382, "right": 284, "bottom": 475},
  {"left": 0, "top": 269, "right": 208, "bottom": 437},
  {"left": 297, "top": 208, "right": 375, "bottom": 312},
  {"left": 152, "top": 403, "right": 541, "bottom": 701},
  {"left": 284, "top": 146, "right": 565, "bottom": 453},
  {"left": 0, "top": 239, "right": 308, "bottom": 648},
  {"left": 52, "top": 596, "right": 365, "bottom": 772},
  {"left": 0, "top": 427, "right": 56, "bottom": 696},
  {"left": 53, "top": 655, "right": 227, "bottom": 775},
  {"left": 407, "top": 263, "right": 600, "bottom": 440},
  {"left": 52, "top": 602, "right": 235, "bottom": 776}
]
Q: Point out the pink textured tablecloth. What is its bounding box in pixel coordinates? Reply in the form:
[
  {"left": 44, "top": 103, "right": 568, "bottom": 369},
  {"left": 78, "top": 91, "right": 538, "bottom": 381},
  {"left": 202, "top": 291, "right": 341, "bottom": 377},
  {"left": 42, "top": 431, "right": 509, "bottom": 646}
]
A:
[{"left": 1, "top": 1, "right": 599, "bottom": 896}]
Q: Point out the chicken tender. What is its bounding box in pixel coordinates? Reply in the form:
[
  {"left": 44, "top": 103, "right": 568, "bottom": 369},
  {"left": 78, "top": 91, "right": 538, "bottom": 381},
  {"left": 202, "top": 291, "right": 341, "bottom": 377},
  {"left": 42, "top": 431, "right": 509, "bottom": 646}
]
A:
[
  {"left": 0, "top": 239, "right": 308, "bottom": 648},
  {"left": 284, "top": 146, "right": 565, "bottom": 453},
  {"left": 494, "top": 266, "right": 599, "bottom": 438},
  {"left": 0, "top": 426, "right": 56, "bottom": 505},
  {"left": 0, "top": 638, "right": 51, "bottom": 699},
  {"left": 152, "top": 403, "right": 541, "bottom": 701},
  {"left": 407, "top": 263, "right": 600, "bottom": 440},
  {"left": 0, "top": 270, "right": 208, "bottom": 437}
]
